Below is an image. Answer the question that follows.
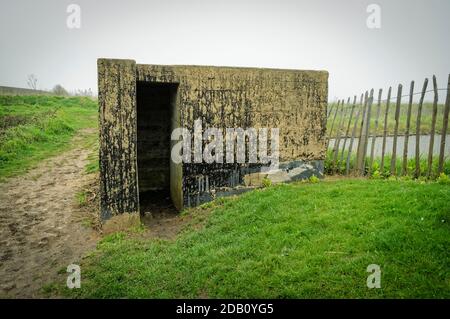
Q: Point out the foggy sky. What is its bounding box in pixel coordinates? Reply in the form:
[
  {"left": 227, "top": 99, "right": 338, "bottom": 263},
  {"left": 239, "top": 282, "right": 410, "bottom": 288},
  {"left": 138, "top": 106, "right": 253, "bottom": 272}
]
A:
[{"left": 0, "top": 0, "right": 449, "bottom": 101}]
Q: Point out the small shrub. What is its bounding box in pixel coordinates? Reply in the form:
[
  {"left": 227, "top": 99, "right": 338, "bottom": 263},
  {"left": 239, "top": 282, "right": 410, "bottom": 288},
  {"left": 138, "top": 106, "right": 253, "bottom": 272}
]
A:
[
  {"left": 309, "top": 175, "right": 320, "bottom": 183},
  {"left": 371, "top": 161, "right": 380, "bottom": 172},
  {"left": 76, "top": 191, "right": 87, "bottom": 206},
  {"left": 262, "top": 176, "right": 272, "bottom": 188},
  {"left": 371, "top": 169, "right": 382, "bottom": 179},
  {"left": 52, "top": 84, "right": 69, "bottom": 96},
  {"left": 387, "top": 175, "right": 397, "bottom": 181},
  {"left": 417, "top": 176, "right": 427, "bottom": 184},
  {"left": 437, "top": 173, "right": 450, "bottom": 185},
  {"left": 400, "top": 175, "right": 412, "bottom": 181}
]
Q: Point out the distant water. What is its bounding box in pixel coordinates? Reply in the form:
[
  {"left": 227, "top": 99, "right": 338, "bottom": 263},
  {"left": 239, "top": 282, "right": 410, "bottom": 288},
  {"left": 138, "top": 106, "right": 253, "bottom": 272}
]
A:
[{"left": 329, "top": 134, "right": 450, "bottom": 157}]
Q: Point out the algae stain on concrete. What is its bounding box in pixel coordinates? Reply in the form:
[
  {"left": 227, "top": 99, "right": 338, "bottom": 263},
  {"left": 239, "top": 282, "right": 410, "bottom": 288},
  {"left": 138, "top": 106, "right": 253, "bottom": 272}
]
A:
[{"left": 98, "top": 59, "right": 328, "bottom": 221}]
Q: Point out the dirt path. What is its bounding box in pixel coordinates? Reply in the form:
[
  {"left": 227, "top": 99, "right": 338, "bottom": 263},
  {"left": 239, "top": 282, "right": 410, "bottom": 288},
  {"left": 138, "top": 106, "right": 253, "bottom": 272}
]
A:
[{"left": 0, "top": 133, "right": 99, "bottom": 298}]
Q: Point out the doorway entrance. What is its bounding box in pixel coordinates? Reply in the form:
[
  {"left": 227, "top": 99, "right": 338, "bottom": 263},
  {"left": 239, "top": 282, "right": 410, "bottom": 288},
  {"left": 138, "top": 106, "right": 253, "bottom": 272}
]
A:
[{"left": 136, "top": 81, "right": 179, "bottom": 216}]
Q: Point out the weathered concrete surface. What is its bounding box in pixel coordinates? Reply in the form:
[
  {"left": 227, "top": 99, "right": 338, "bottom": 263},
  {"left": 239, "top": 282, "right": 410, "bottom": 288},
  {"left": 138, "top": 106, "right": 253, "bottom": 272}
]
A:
[
  {"left": 136, "top": 64, "right": 328, "bottom": 208},
  {"left": 98, "top": 59, "right": 139, "bottom": 221},
  {"left": 136, "top": 65, "right": 328, "bottom": 161},
  {"left": 243, "top": 160, "right": 324, "bottom": 186},
  {"left": 98, "top": 60, "right": 328, "bottom": 218}
]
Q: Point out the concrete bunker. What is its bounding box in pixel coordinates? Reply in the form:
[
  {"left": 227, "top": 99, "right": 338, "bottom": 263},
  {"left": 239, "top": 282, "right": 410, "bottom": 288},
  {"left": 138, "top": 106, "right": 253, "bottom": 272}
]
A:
[{"left": 98, "top": 59, "right": 328, "bottom": 222}]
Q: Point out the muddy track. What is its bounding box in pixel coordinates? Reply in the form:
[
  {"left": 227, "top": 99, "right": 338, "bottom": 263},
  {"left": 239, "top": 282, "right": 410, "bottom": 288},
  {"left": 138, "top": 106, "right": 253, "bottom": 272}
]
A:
[{"left": 0, "top": 133, "right": 99, "bottom": 298}]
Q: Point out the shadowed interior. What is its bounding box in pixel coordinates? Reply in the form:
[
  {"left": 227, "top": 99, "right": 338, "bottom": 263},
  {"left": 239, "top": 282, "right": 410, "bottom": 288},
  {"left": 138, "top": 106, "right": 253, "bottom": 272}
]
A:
[{"left": 136, "top": 81, "right": 178, "bottom": 215}]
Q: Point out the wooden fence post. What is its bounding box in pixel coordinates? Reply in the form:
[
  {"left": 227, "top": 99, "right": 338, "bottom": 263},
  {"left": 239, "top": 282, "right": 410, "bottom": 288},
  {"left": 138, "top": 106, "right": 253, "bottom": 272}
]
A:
[
  {"left": 402, "top": 81, "right": 414, "bottom": 175},
  {"left": 340, "top": 96, "right": 357, "bottom": 163},
  {"left": 369, "top": 88, "right": 383, "bottom": 175},
  {"left": 356, "top": 92, "right": 369, "bottom": 175},
  {"left": 427, "top": 75, "right": 439, "bottom": 178},
  {"left": 333, "top": 97, "right": 349, "bottom": 172},
  {"left": 391, "top": 84, "right": 402, "bottom": 176},
  {"left": 346, "top": 94, "right": 364, "bottom": 175},
  {"left": 415, "top": 78, "right": 428, "bottom": 178},
  {"left": 438, "top": 74, "right": 450, "bottom": 174},
  {"left": 381, "top": 86, "right": 392, "bottom": 173},
  {"left": 327, "top": 100, "right": 340, "bottom": 150},
  {"left": 327, "top": 103, "right": 335, "bottom": 119},
  {"left": 361, "top": 90, "right": 374, "bottom": 175}
]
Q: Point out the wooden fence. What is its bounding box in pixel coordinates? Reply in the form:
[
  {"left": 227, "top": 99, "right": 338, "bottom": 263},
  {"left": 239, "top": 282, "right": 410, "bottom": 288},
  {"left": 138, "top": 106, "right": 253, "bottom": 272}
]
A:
[{"left": 326, "top": 74, "right": 450, "bottom": 177}]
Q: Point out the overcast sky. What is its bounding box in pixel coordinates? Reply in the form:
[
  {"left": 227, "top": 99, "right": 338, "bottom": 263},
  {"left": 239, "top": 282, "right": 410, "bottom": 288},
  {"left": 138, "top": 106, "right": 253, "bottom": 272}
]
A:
[{"left": 0, "top": 0, "right": 449, "bottom": 101}]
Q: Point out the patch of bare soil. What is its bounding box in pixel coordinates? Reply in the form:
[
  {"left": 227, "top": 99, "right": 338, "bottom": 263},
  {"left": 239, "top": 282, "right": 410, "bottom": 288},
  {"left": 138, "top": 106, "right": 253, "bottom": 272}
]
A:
[
  {"left": 141, "top": 210, "right": 190, "bottom": 240},
  {"left": 139, "top": 200, "right": 220, "bottom": 241},
  {"left": 139, "top": 190, "right": 185, "bottom": 240},
  {"left": 0, "top": 133, "right": 100, "bottom": 298}
]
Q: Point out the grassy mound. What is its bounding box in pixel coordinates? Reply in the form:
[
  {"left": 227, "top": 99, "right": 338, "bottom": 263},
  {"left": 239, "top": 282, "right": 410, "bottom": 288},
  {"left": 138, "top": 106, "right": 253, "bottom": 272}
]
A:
[
  {"left": 65, "top": 179, "right": 449, "bottom": 298},
  {"left": 0, "top": 95, "right": 97, "bottom": 179}
]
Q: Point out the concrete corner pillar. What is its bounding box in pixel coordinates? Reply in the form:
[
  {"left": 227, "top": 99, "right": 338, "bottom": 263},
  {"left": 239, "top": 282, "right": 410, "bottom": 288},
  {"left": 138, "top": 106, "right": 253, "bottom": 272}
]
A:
[{"left": 98, "top": 58, "right": 139, "bottom": 221}]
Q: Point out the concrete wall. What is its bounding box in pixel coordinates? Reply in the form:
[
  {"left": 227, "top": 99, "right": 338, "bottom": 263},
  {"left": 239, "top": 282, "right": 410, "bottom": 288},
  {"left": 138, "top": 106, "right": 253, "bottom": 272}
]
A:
[
  {"left": 98, "top": 59, "right": 328, "bottom": 220},
  {"left": 98, "top": 59, "right": 139, "bottom": 221},
  {"left": 136, "top": 65, "right": 328, "bottom": 161},
  {"left": 136, "top": 64, "right": 328, "bottom": 207}
]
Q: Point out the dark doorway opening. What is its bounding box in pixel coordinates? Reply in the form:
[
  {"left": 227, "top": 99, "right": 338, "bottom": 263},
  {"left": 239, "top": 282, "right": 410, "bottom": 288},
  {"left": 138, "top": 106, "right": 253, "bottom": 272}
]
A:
[{"left": 136, "top": 81, "right": 178, "bottom": 219}]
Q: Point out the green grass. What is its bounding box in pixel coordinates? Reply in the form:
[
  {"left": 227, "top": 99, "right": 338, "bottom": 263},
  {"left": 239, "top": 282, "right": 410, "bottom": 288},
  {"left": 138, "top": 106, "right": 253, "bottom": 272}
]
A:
[
  {"left": 0, "top": 95, "right": 98, "bottom": 180},
  {"left": 76, "top": 191, "right": 88, "bottom": 207},
  {"left": 325, "top": 149, "right": 450, "bottom": 178},
  {"left": 82, "top": 129, "right": 99, "bottom": 174},
  {"left": 63, "top": 179, "right": 449, "bottom": 298}
]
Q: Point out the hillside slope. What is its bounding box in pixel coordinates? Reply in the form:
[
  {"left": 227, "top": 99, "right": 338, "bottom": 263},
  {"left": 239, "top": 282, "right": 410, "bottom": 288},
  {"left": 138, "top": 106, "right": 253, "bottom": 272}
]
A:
[{"left": 64, "top": 179, "right": 450, "bottom": 298}]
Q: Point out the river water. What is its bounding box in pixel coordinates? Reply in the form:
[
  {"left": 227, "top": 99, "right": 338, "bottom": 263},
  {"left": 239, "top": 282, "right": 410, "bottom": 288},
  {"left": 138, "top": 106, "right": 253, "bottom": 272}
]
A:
[{"left": 329, "top": 134, "right": 450, "bottom": 157}]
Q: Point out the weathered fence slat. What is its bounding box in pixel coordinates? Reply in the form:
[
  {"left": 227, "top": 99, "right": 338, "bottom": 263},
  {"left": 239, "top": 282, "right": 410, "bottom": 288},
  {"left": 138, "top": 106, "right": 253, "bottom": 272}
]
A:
[
  {"left": 346, "top": 94, "right": 364, "bottom": 175},
  {"left": 357, "top": 92, "right": 368, "bottom": 154},
  {"left": 402, "top": 81, "right": 414, "bottom": 175},
  {"left": 369, "top": 88, "right": 383, "bottom": 175},
  {"left": 327, "top": 100, "right": 340, "bottom": 150},
  {"left": 415, "top": 78, "right": 428, "bottom": 178},
  {"left": 333, "top": 97, "right": 349, "bottom": 172},
  {"left": 340, "top": 96, "right": 357, "bottom": 163},
  {"left": 361, "top": 89, "right": 374, "bottom": 175},
  {"left": 356, "top": 92, "right": 369, "bottom": 175},
  {"left": 329, "top": 100, "right": 340, "bottom": 135},
  {"left": 391, "top": 84, "right": 403, "bottom": 176},
  {"left": 327, "top": 103, "right": 335, "bottom": 119},
  {"left": 427, "top": 75, "right": 439, "bottom": 178},
  {"left": 438, "top": 74, "right": 450, "bottom": 174},
  {"left": 380, "top": 87, "right": 392, "bottom": 173}
]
